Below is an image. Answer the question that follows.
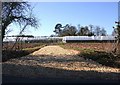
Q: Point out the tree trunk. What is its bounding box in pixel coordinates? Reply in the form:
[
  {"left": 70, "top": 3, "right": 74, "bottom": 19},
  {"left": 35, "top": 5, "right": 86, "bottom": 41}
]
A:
[
  {"left": 116, "top": 38, "right": 120, "bottom": 55},
  {"left": 117, "top": 43, "right": 120, "bottom": 55},
  {"left": 2, "top": 27, "right": 5, "bottom": 42}
]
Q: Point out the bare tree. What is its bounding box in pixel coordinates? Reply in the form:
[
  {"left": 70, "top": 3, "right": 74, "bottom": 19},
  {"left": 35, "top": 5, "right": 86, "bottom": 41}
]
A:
[
  {"left": 2, "top": 2, "right": 39, "bottom": 41},
  {"left": 112, "top": 28, "right": 117, "bottom": 36},
  {"left": 89, "top": 24, "right": 94, "bottom": 33},
  {"left": 94, "top": 26, "right": 101, "bottom": 36},
  {"left": 113, "top": 21, "right": 120, "bottom": 55},
  {"left": 100, "top": 28, "right": 107, "bottom": 36}
]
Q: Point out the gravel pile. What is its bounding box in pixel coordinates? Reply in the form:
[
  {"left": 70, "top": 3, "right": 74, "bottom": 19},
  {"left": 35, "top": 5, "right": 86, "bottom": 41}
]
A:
[{"left": 32, "top": 45, "right": 80, "bottom": 56}]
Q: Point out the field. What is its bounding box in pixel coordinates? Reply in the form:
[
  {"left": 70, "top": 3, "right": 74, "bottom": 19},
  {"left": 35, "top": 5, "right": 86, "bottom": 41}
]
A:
[
  {"left": 2, "top": 42, "right": 120, "bottom": 67},
  {"left": 2, "top": 42, "right": 120, "bottom": 81},
  {"left": 2, "top": 42, "right": 46, "bottom": 50},
  {"left": 59, "top": 43, "right": 120, "bottom": 68},
  {"left": 2, "top": 42, "right": 46, "bottom": 62}
]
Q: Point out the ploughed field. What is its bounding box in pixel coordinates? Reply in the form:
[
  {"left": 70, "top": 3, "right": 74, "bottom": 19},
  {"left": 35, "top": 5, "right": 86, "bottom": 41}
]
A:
[
  {"left": 2, "top": 42, "right": 45, "bottom": 50},
  {"left": 59, "top": 42, "right": 115, "bottom": 52},
  {"left": 2, "top": 42, "right": 120, "bottom": 80},
  {"left": 2, "top": 42, "right": 115, "bottom": 50}
]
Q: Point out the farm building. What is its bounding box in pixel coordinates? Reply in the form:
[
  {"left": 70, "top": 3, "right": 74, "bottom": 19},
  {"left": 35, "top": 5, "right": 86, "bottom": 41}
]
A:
[
  {"left": 3, "top": 35, "right": 116, "bottom": 43},
  {"left": 62, "top": 36, "right": 116, "bottom": 43}
]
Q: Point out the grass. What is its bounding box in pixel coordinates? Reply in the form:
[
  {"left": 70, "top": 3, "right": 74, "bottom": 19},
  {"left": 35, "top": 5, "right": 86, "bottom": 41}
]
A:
[
  {"left": 80, "top": 51, "right": 120, "bottom": 68},
  {"left": 3, "top": 42, "right": 120, "bottom": 68},
  {"left": 22, "top": 45, "right": 45, "bottom": 52},
  {"left": 2, "top": 44, "right": 46, "bottom": 62},
  {"left": 59, "top": 43, "right": 120, "bottom": 68},
  {"left": 59, "top": 44, "right": 95, "bottom": 52}
]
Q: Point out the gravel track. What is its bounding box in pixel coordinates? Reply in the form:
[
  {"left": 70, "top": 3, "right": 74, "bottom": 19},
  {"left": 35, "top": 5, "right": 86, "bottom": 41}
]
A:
[{"left": 2, "top": 45, "right": 120, "bottom": 80}]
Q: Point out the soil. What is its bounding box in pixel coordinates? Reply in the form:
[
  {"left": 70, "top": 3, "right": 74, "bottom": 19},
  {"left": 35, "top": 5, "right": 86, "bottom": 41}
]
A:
[{"left": 2, "top": 45, "right": 120, "bottom": 80}]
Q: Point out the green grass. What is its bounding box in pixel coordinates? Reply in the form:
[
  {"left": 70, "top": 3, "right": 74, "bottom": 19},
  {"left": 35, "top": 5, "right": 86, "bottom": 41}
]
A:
[
  {"left": 22, "top": 45, "right": 44, "bottom": 52},
  {"left": 59, "top": 44, "right": 95, "bottom": 53}
]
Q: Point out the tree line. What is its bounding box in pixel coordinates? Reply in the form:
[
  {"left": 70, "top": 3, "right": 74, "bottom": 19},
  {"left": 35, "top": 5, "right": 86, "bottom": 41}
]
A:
[{"left": 53, "top": 23, "right": 107, "bottom": 37}]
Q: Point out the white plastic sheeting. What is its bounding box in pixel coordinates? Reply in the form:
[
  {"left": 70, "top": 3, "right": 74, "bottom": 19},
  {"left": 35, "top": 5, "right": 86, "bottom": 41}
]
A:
[
  {"left": 62, "top": 36, "right": 116, "bottom": 43},
  {"left": 3, "top": 36, "right": 116, "bottom": 43}
]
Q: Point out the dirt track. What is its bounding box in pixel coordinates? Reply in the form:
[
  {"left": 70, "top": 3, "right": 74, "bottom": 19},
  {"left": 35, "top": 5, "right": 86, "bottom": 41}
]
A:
[{"left": 2, "top": 45, "right": 120, "bottom": 80}]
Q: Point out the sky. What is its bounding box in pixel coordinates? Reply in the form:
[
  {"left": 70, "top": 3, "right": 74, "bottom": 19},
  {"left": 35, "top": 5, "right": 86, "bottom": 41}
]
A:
[{"left": 7, "top": 2, "right": 118, "bottom": 36}]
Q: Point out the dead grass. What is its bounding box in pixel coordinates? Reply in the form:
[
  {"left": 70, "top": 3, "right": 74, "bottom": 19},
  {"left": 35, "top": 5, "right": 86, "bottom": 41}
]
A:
[
  {"left": 59, "top": 43, "right": 120, "bottom": 68},
  {"left": 2, "top": 45, "right": 120, "bottom": 80},
  {"left": 2, "top": 44, "right": 46, "bottom": 62},
  {"left": 2, "top": 43, "right": 120, "bottom": 80}
]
